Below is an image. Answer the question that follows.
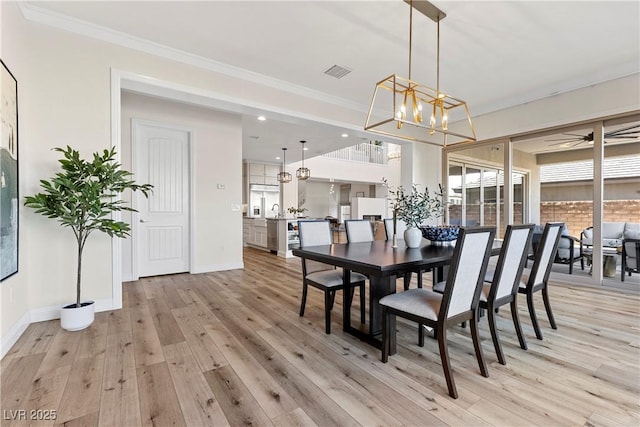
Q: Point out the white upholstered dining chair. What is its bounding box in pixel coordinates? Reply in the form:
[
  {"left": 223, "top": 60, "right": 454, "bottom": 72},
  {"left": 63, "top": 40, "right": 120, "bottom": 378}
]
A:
[{"left": 379, "top": 226, "right": 496, "bottom": 399}]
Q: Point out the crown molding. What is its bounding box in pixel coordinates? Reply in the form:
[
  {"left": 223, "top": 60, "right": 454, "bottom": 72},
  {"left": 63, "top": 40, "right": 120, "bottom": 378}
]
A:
[{"left": 18, "top": 1, "right": 367, "bottom": 114}]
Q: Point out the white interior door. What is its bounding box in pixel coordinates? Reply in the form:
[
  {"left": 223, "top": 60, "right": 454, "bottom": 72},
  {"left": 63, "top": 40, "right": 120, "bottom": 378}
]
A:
[{"left": 134, "top": 121, "right": 190, "bottom": 277}]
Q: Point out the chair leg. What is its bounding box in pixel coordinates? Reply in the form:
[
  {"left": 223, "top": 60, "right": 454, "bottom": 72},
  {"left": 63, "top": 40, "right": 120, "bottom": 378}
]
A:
[
  {"left": 381, "top": 308, "right": 390, "bottom": 363},
  {"left": 417, "top": 271, "right": 423, "bottom": 288},
  {"left": 542, "top": 286, "right": 557, "bottom": 330},
  {"left": 299, "top": 283, "right": 308, "bottom": 317},
  {"left": 510, "top": 299, "right": 528, "bottom": 350},
  {"left": 403, "top": 272, "right": 412, "bottom": 291},
  {"left": 437, "top": 326, "right": 458, "bottom": 399},
  {"left": 324, "top": 291, "right": 332, "bottom": 334},
  {"left": 487, "top": 304, "right": 505, "bottom": 365},
  {"left": 359, "top": 284, "right": 366, "bottom": 324},
  {"left": 569, "top": 261, "right": 573, "bottom": 274},
  {"left": 527, "top": 291, "right": 543, "bottom": 340},
  {"left": 418, "top": 323, "right": 425, "bottom": 347},
  {"left": 471, "top": 310, "right": 489, "bottom": 377},
  {"left": 328, "top": 290, "right": 336, "bottom": 311},
  {"left": 581, "top": 257, "right": 584, "bottom": 270}
]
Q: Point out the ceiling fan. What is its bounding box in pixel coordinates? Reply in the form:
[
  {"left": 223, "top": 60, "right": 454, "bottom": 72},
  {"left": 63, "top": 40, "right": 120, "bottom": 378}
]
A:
[{"left": 547, "top": 123, "right": 640, "bottom": 147}]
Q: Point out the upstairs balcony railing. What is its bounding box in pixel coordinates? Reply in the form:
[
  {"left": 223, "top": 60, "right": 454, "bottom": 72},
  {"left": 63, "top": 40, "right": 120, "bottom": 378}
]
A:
[{"left": 322, "top": 143, "right": 388, "bottom": 165}]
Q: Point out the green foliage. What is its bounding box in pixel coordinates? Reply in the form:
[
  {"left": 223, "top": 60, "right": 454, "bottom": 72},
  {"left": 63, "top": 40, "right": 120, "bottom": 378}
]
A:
[
  {"left": 383, "top": 178, "right": 445, "bottom": 228},
  {"left": 24, "top": 146, "right": 153, "bottom": 307},
  {"left": 287, "top": 206, "right": 308, "bottom": 215}
]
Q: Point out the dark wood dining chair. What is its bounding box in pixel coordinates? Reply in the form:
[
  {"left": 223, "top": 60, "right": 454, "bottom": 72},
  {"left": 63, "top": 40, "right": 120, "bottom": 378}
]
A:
[
  {"left": 383, "top": 218, "right": 425, "bottom": 290},
  {"left": 379, "top": 226, "right": 496, "bottom": 399},
  {"left": 480, "top": 224, "right": 534, "bottom": 364},
  {"left": 298, "top": 220, "right": 366, "bottom": 334},
  {"left": 518, "top": 222, "right": 563, "bottom": 340}
]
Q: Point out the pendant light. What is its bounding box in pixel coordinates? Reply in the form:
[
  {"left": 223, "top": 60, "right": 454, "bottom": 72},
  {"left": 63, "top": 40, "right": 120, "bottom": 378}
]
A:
[
  {"left": 277, "top": 147, "right": 292, "bottom": 183},
  {"left": 296, "top": 140, "right": 310, "bottom": 180},
  {"left": 364, "top": 0, "right": 476, "bottom": 147}
]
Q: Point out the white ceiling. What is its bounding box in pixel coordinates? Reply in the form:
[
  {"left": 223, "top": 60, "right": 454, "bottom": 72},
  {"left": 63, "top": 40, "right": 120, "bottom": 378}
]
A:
[{"left": 26, "top": 0, "right": 640, "bottom": 163}]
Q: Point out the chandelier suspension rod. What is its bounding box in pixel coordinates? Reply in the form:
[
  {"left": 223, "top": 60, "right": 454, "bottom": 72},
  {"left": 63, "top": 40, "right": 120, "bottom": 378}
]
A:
[
  {"left": 408, "top": 0, "right": 413, "bottom": 81},
  {"left": 436, "top": 19, "right": 440, "bottom": 93}
]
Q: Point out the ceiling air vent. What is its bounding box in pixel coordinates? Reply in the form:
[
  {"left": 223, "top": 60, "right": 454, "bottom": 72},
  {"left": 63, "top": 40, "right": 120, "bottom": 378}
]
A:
[{"left": 324, "top": 64, "right": 352, "bottom": 79}]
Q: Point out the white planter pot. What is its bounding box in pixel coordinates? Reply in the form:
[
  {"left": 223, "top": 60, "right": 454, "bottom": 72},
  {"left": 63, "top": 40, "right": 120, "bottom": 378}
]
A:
[
  {"left": 60, "top": 301, "right": 95, "bottom": 331},
  {"left": 404, "top": 227, "right": 423, "bottom": 249}
]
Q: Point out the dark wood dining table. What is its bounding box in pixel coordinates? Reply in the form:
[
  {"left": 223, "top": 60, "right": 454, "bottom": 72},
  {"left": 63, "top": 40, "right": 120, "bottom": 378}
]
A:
[{"left": 293, "top": 239, "right": 501, "bottom": 354}]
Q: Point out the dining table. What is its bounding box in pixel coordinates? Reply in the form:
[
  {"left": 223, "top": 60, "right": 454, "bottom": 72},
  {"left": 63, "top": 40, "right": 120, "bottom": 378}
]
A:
[{"left": 292, "top": 238, "right": 501, "bottom": 354}]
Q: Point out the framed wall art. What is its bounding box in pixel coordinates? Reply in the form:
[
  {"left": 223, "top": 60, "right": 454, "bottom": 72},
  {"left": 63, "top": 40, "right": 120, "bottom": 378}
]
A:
[{"left": 1, "top": 59, "right": 18, "bottom": 281}]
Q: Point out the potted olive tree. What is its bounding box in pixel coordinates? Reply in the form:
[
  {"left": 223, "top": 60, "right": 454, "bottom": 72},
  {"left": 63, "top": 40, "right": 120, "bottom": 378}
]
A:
[{"left": 25, "top": 146, "right": 152, "bottom": 331}]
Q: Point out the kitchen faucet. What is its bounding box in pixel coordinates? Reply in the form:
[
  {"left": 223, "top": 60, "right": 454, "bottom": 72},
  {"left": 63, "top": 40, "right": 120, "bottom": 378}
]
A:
[{"left": 271, "top": 203, "right": 281, "bottom": 218}]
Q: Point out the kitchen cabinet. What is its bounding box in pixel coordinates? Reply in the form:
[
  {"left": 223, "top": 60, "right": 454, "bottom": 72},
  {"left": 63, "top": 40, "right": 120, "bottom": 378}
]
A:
[
  {"left": 277, "top": 219, "right": 300, "bottom": 258},
  {"left": 243, "top": 218, "right": 268, "bottom": 249}
]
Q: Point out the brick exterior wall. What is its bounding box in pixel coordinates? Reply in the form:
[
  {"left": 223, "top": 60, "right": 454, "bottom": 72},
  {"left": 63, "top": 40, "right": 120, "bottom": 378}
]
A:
[
  {"left": 449, "top": 201, "right": 638, "bottom": 238},
  {"left": 540, "top": 200, "right": 640, "bottom": 237}
]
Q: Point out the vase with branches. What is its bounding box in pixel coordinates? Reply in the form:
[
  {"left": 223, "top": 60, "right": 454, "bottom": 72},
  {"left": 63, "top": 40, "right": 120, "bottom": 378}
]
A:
[{"left": 383, "top": 178, "right": 446, "bottom": 247}]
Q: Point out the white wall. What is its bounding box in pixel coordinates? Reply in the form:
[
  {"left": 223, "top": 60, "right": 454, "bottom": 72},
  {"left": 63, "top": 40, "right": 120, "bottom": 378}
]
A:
[{"left": 120, "top": 91, "right": 243, "bottom": 280}]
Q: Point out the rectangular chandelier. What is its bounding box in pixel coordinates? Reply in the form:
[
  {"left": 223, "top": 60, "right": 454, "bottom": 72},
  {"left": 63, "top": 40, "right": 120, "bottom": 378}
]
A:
[{"left": 364, "top": 0, "right": 477, "bottom": 147}]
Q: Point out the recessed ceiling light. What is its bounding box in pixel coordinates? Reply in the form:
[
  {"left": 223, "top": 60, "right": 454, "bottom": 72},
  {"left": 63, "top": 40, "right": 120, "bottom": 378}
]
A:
[
  {"left": 276, "top": 156, "right": 281, "bottom": 160},
  {"left": 303, "top": 147, "right": 309, "bottom": 151},
  {"left": 257, "top": 115, "right": 266, "bottom": 121},
  {"left": 341, "top": 133, "right": 349, "bottom": 138}
]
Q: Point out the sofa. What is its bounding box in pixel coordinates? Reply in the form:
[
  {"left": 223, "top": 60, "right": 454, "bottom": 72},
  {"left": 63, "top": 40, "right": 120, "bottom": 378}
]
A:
[{"left": 580, "top": 222, "right": 640, "bottom": 248}]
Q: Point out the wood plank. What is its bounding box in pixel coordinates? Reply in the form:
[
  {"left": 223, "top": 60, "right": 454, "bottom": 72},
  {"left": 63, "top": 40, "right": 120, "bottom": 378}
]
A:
[
  {"left": 204, "top": 323, "right": 299, "bottom": 419},
  {"left": 137, "top": 362, "right": 186, "bottom": 427},
  {"left": 203, "top": 365, "right": 274, "bottom": 427},
  {"left": 129, "top": 306, "right": 164, "bottom": 367},
  {"left": 171, "top": 306, "right": 228, "bottom": 372},
  {"left": 22, "top": 365, "right": 72, "bottom": 427},
  {"left": 162, "top": 342, "right": 230, "bottom": 427},
  {"left": 35, "top": 328, "right": 82, "bottom": 375},
  {"left": 54, "top": 411, "right": 99, "bottom": 427},
  {"left": 98, "top": 309, "right": 142, "bottom": 427},
  {"left": 15, "top": 321, "right": 58, "bottom": 359},
  {"left": 271, "top": 408, "right": 318, "bottom": 427},
  {"left": 76, "top": 312, "right": 109, "bottom": 359},
  {"left": 0, "top": 353, "right": 46, "bottom": 414},
  {"left": 55, "top": 354, "right": 105, "bottom": 425},
  {"left": 147, "top": 293, "right": 185, "bottom": 346}
]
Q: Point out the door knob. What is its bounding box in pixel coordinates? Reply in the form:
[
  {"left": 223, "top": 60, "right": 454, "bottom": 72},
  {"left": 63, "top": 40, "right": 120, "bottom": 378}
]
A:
[{"left": 139, "top": 219, "right": 148, "bottom": 223}]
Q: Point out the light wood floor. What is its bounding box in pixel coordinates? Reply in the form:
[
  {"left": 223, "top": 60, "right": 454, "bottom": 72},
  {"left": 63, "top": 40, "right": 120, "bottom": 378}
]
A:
[{"left": 2, "top": 247, "right": 639, "bottom": 426}]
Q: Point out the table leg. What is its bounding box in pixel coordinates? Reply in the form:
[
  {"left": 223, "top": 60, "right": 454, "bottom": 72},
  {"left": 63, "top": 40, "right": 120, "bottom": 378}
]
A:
[
  {"left": 342, "top": 270, "right": 397, "bottom": 354},
  {"left": 370, "top": 275, "right": 397, "bottom": 355}
]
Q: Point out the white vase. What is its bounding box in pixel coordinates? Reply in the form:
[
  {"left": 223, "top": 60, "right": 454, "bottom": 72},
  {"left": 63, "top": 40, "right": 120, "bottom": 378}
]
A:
[
  {"left": 404, "top": 227, "right": 423, "bottom": 248},
  {"left": 60, "top": 301, "right": 95, "bottom": 331}
]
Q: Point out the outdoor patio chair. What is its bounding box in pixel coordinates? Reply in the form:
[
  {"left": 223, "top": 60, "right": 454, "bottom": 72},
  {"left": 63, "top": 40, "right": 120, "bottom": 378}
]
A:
[
  {"left": 621, "top": 238, "right": 640, "bottom": 282},
  {"left": 298, "top": 220, "right": 366, "bottom": 334},
  {"left": 379, "top": 226, "right": 496, "bottom": 399}
]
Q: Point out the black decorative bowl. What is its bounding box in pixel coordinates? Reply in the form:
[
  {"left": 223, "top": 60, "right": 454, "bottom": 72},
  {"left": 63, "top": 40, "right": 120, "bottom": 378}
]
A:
[{"left": 420, "top": 225, "right": 460, "bottom": 242}]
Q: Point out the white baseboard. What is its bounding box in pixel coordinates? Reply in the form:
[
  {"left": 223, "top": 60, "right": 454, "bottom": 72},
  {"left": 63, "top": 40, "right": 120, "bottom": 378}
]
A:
[
  {"left": 1, "top": 298, "right": 115, "bottom": 360},
  {"left": 0, "top": 311, "right": 31, "bottom": 360},
  {"left": 191, "top": 261, "right": 244, "bottom": 274}
]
